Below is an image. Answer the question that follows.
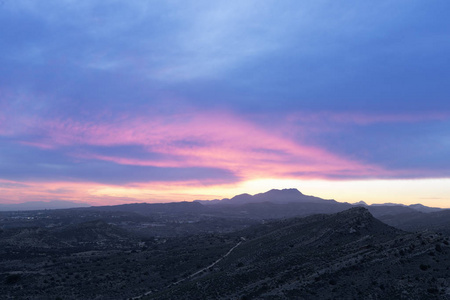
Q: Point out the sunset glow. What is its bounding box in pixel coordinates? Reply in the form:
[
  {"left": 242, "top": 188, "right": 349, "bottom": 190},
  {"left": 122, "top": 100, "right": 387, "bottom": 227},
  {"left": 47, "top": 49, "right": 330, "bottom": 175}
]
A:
[{"left": 1, "top": 1, "right": 450, "bottom": 208}]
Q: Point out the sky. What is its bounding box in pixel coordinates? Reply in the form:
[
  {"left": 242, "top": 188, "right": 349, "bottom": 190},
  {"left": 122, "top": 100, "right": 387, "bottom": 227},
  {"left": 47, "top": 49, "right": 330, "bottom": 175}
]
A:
[{"left": 1, "top": 0, "right": 450, "bottom": 208}]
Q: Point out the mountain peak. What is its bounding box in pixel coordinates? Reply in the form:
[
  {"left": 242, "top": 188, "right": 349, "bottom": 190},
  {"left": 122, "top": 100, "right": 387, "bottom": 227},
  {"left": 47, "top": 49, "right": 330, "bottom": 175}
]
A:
[
  {"left": 201, "top": 188, "right": 328, "bottom": 206},
  {"left": 268, "top": 188, "right": 303, "bottom": 193},
  {"left": 264, "top": 188, "right": 304, "bottom": 197},
  {"left": 329, "top": 206, "right": 401, "bottom": 236}
]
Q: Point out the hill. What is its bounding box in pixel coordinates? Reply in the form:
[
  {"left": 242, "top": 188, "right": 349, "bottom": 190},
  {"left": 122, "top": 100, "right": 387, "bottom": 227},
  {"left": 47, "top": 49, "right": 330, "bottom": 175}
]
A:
[
  {"left": 2, "top": 207, "right": 450, "bottom": 299},
  {"left": 0, "top": 219, "right": 138, "bottom": 252},
  {"left": 378, "top": 209, "right": 450, "bottom": 235},
  {"left": 146, "top": 208, "right": 450, "bottom": 300}
]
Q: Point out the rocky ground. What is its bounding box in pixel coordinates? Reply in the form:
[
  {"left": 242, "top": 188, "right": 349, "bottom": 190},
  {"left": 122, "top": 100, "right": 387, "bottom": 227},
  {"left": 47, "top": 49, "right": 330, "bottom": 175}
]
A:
[{"left": 1, "top": 207, "right": 449, "bottom": 299}]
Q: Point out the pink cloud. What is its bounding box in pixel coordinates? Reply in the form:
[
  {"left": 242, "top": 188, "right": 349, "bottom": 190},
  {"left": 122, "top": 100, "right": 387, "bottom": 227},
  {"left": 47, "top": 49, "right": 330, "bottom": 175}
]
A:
[{"left": 20, "top": 110, "right": 386, "bottom": 181}]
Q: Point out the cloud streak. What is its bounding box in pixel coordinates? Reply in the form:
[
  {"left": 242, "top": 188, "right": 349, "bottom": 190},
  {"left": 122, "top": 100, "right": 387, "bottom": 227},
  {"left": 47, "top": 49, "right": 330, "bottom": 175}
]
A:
[{"left": 1, "top": 110, "right": 384, "bottom": 183}]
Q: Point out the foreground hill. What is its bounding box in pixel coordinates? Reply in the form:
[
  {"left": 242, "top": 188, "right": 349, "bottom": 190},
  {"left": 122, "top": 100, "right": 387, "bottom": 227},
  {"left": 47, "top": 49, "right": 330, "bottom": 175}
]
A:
[
  {"left": 146, "top": 207, "right": 450, "bottom": 300},
  {"left": 1, "top": 207, "right": 449, "bottom": 299},
  {"left": 0, "top": 219, "right": 239, "bottom": 299}
]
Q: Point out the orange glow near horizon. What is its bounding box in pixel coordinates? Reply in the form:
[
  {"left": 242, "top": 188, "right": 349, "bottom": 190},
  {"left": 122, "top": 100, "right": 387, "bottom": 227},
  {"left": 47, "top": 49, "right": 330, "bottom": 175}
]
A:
[{"left": 1, "top": 178, "right": 449, "bottom": 208}]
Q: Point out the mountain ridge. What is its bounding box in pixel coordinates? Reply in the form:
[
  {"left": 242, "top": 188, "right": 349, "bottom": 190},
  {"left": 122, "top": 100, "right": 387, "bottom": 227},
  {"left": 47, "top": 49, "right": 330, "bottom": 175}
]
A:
[
  {"left": 2, "top": 188, "right": 449, "bottom": 234},
  {"left": 195, "top": 188, "right": 335, "bottom": 206},
  {"left": 1, "top": 188, "right": 445, "bottom": 212},
  {"left": 0, "top": 200, "right": 91, "bottom": 211}
]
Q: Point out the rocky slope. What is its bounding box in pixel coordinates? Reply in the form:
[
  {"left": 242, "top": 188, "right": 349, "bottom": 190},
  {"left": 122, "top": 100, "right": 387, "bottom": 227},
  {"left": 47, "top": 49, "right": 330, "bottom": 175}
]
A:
[{"left": 147, "top": 208, "right": 450, "bottom": 300}]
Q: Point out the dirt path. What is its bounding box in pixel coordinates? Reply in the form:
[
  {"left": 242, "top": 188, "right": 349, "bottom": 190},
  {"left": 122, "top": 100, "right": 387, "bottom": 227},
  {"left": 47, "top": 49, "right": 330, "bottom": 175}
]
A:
[
  {"left": 184, "top": 240, "right": 242, "bottom": 280},
  {"left": 131, "top": 238, "right": 245, "bottom": 299}
]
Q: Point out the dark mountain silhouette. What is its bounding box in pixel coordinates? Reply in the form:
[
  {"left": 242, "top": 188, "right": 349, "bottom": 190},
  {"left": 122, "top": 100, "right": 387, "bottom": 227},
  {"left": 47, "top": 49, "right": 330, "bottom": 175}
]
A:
[
  {"left": 196, "top": 188, "right": 444, "bottom": 218},
  {"left": 365, "top": 204, "right": 418, "bottom": 218},
  {"left": 356, "top": 201, "right": 442, "bottom": 213},
  {"left": 409, "top": 203, "right": 442, "bottom": 213},
  {"left": 80, "top": 188, "right": 449, "bottom": 233},
  {"left": 213, "top": 201, "right": 353, "bottom": 219},
  {"left": 378, "top": 209, "right": 450, "bottom": 235},
  {"left": 87, "top": 201, "right": 209, "bottom": 215},
  {"left": 84, "top": 189, "right": 354, "bottom": 221},
  {"left": 3, "top": 188, "right": 448, "bottom": 239},
  {"left": 0, "top": 200, "right": 90, "bottom": 211},
  {"left": 196, "top": 188, "right": 331, "bottom": 205}
]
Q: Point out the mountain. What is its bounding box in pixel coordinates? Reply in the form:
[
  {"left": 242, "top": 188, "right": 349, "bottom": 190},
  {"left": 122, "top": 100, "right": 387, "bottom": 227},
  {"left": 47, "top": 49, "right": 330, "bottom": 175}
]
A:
[
  {"left": 0, "top": 200, "right": 90, "bottom": 211},
  {"left": 146, "top": 207, "right": 450, "bottom": 300},
  {"left": 198, "top": 189, "right": 443, "bottom": 214},
  {"left": 409, "top": 203, "right": 442, "bottom": 213},
  {"left": 369, "top": 202, "right": 442, "bottom": 213},
  {"left": 195, "top": 189, "right": 448, "bottom": 226},
  {"left": 365, "top": 204, "right": 418, "bottom": 218},
  {"left": 196, "top": 188, "right": 334, "bottom": 205},
  {"left": 378, "top": 209, "right": 450, "bottom": 235},
  {"left": 84, "top": 190, "right": 351, "bottom": 221},
  {"left": 213, "top": 201, "right": 353, "bottom": 219},
  {"left": 77, "top": 189, "right": 450, "bottom": 234},
  {"left": 87, "top": 201, "right": 209, "bottom": 215},
  {"left": 3, "top": 189, "right": 447, "bottom": 237}
]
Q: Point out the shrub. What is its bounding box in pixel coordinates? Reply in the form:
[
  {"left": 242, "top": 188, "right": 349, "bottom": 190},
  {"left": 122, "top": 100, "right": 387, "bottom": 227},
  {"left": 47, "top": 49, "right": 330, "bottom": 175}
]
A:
[{"left": 5, "top": 274, "right": 21, "bottom": 285}]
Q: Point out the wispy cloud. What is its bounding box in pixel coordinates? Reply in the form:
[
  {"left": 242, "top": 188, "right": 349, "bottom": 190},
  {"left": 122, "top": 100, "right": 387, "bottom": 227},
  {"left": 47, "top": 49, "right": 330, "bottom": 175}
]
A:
[{"left": 17, "top": 110, "right": 382, "bottom": 181}]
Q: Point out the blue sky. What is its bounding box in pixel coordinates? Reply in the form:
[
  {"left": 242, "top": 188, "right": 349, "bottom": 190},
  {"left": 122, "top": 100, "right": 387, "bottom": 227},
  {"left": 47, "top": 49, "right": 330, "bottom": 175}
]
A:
[{"left": 1, "top": 1, "right": 450, "bottom": 206}]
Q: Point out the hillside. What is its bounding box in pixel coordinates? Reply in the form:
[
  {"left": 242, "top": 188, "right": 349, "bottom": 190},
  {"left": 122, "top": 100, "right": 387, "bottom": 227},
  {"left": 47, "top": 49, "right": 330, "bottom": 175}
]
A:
[
  {"left": 2, "top": 207, "right": 450, "bottom": 299},
  {"left": 0, "top": 220, "right": 139, "bottom": 256},
  {"left": 378, "top": 209, "right": 450, "bottom": 235},
  {"left": 146, "top": 208, "right": 450, "bottom": 300}
]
